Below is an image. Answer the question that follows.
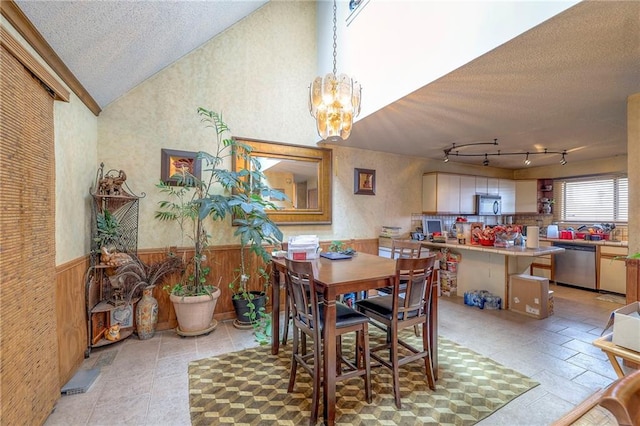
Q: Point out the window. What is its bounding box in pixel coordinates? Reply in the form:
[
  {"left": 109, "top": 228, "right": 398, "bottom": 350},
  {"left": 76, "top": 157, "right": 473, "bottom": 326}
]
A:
[{"left": 556, "top": 175, "right": 628, "bottom": 222}]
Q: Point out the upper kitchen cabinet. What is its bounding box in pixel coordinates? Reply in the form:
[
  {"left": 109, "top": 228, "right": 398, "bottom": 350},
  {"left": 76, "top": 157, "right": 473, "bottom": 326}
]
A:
[
  {"left": 515, "top": 180, "right": 538, "bottom": 213},
  {"left": 459, "top": 175, "right": 477, "bottom": 214},
  {"left": 499, "top": 179, "right": 516, "bottom": 214},
  {"left": 488, "top": 178, "right": 500, "bottom": 195},
  {"left": 423, "top": 173, "right": 461, "bottom": 214},
  {"left": 476, "top": 177, "right": 488, "bottom": 194}
]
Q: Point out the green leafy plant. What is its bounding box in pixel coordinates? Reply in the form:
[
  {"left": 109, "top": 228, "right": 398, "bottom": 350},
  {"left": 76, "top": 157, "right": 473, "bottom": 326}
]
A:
[
  {"left": 94, "top": 210, "right": 122, "bottom": 251},
  {"left": 155, "top": 108, "right": 284, "bottom": 342},
  {"left": 329, "top": 241, "right": 345, "bottom": 253}
]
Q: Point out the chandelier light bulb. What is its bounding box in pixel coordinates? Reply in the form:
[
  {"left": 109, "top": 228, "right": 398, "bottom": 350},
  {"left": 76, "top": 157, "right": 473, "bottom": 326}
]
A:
[{"left": 309, "top": 0, "right": 361, "bottom": 141}]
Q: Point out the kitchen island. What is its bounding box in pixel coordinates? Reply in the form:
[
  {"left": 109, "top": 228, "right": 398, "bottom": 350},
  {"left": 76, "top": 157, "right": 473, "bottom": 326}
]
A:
[{"left": 421, "top": 240, "right": 565, "bottom": 308}]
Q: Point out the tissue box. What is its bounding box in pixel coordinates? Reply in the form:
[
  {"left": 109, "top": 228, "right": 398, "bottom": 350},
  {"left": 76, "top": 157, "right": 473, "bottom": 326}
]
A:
[
  {"left": 610, "top": 302, "right": 640, "bottom": 352},
  {"left": 287, "top": 235, "right": 319, "bottom": 260}
]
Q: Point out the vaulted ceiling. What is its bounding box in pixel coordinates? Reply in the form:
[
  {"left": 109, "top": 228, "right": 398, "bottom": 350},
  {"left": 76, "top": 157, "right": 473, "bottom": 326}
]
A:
[{"left": 10, "top": 0, "right": 640, "bottom": 169}]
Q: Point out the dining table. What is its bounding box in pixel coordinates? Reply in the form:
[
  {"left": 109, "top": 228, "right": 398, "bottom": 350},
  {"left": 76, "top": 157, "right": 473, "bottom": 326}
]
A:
[{"left": 270, "top": 252, "right": 439, "bottom": 426}]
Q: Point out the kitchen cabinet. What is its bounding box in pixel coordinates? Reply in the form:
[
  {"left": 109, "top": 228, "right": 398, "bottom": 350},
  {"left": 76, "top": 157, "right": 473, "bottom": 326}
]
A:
[
  {"left": 459, "top": 175, "right": 477, "bottom": 214},
  {"left": 487, "top": 178, "right": 500, "bottom": 195},
  {"left": 476, "top": 177, "right": 488, "bottom": 194},
  {"left": 422, "top": 173, "right": 461, "bottom": 214},
  {"left": 499, "top": 179, "right": 516, "bottom": 214},
  {"left": 515, "top": 180, "right": 538, "bottom": 213},
  {"left": 599, "top": 246, "right": 627, "bottom": 294}
]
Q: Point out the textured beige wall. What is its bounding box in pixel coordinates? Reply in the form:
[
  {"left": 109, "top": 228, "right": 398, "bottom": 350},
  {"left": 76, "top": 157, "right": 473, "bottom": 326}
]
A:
[
  {"left": 54, "top": 95, "right": 99, "bottom": 264},
  {"left": 2, "top": 17, "right": 99, "bottom": 264},
  {"left": 98, "top": 2, "right": 317, "bottom": 249}
]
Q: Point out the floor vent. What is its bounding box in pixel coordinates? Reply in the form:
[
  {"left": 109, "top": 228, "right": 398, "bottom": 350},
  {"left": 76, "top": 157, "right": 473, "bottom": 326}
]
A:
[{"left": 61, "top": 368, "right": 100, "bottom": 396}]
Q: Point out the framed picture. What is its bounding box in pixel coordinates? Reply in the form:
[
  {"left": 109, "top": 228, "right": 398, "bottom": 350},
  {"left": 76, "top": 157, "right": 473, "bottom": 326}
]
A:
[
  {"left": 161, "top": 149, "right": 201, "bottom": 186},
  {"left": 354, "top": 168, "right": 376, "bottom": 195}
]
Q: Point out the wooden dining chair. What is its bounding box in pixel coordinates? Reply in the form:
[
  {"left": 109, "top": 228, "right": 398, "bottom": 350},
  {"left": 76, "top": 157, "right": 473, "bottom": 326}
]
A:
[
  {"left": 377, "top": 239, "right": 424, "bottom": 295},
  {"left": 355, "top": 255, "right": 437, "bottom": 409},
  {"left": 284, "top": 258, "right": 372, "bottom": 425}
]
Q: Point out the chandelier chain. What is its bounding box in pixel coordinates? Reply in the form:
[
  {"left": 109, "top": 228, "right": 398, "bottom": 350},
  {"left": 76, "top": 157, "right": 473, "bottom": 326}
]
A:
[{"left": 332, "top": 0, "right": 337, "bottom": 75}]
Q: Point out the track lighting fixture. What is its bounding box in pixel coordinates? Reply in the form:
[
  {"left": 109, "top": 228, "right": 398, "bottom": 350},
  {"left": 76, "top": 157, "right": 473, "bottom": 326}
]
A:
[
  {"left": 560, "top": 151, "right": 567, "bottom": 165},
  {"left": 442, "top": 139, "right": 568, "bottom": 167}
]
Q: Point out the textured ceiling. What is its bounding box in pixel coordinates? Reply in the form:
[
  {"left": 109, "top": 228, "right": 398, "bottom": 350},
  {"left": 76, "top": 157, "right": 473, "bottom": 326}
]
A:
[
  {"left": 13, "top": 1, "right": 640, "bottom": 169},
  {"left": 15, "top": 0, "right": 268, "bottom": 108}
]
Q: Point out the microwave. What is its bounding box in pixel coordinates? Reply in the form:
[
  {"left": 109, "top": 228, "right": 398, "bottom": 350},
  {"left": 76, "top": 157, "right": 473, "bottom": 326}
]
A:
[{"left": 476, "top": 194, "right": 502, "bottom": 215}]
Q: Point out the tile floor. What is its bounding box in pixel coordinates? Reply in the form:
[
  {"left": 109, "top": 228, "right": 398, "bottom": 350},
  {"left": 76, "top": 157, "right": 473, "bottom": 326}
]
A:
[{"left": 45, "top": 284, "right": 633, "bottom": 425}]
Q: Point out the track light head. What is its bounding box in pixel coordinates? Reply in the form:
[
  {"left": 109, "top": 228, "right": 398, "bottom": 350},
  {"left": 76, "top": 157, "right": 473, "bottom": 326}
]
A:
[
  {"left": 483, "top": 154, "right": 489, "bottom": 166},
  {"left": 560, "top": 155, "right": 567, "bottom": 165},
  {"left": 524, "top": 153, "right": 531, "bottom": 166},
  {"left": 443, "top": 153, "right": 449, "bottom": 163}
]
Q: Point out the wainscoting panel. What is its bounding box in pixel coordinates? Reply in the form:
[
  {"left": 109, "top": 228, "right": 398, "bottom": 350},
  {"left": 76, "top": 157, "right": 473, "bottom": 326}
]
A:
[{"left": 55, "top": 257, "right": 90, "bottom": 387}]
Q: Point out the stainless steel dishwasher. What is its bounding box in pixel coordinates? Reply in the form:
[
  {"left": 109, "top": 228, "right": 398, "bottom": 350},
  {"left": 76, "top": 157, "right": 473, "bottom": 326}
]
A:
[{"left": 552, "top": 242, "right": 597, "bottom": 289}]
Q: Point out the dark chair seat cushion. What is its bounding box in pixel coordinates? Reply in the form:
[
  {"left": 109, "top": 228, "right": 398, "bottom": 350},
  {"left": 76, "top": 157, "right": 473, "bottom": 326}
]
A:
[
  {"left": 298, "top": 302, "right": 370, "bottom": 331},
  {"left": 355, "top": 295, "right": 420, "bottom": 321}
]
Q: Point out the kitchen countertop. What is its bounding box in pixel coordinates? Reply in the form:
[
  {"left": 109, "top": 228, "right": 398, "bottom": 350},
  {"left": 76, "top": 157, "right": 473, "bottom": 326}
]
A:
[
  {"left": 539, "top": 237, "right": 628, "bottom": 248},
  {"left": 421, "top": 240, "right": 565, "bottom": 257}
]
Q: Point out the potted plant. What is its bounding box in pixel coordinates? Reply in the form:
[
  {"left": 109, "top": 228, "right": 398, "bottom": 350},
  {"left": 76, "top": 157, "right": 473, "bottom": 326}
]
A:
[
  {"left": 228, "top": 175, "right": 284, "bottom": 343},
  {"left": 94, "top": 209, "right": 122, "bottom": 252},
  {"left": 155, "top": 107, "right": 284, "bottom": 338},
  {"left": 112, "top": 253, "right": 184, "bottom": 339}
]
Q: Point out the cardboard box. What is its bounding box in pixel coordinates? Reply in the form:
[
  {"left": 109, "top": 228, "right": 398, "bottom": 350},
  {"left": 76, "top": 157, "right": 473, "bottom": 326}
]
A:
[
  {"left": 610, "top": 302, "right": 640, "bottom": 352},
  {"left": 509, "top": 274, "right": 550, "bottom": 319}
]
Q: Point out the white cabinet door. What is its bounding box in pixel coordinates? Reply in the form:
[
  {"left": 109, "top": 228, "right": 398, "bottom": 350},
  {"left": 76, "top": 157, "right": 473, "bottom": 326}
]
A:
[
  {"left": 515, "top": 180, "right": 538, "bottom": 213},
  {"left": 599, "top": 246, "right": 628, "bottom": 294},
  {"left": 438, "top": 174, "right": 461, "bottom": 213},
  {"left": 499, "top": 179, "right": 516, "bottom": 214},
  {"left": 459, "top": 175, "right": 476, "bottom": 214},
  {"left": 487, "top": 178, "right": 500, "bottom": 195},
  {"left": 476, "top": 177, "right": 488, "bottom": 194},
  {"left": 422, "top": 173, "right": 460, "bottom": 214}
]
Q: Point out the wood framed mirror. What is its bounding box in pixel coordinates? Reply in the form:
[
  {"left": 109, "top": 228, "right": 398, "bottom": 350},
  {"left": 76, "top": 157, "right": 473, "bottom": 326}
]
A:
[{"left": 232, "top": 137, "right": 332, "bottom": 225}]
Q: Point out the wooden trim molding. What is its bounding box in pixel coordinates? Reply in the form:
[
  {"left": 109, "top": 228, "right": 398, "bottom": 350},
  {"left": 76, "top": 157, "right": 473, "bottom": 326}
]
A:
[
  {"left": 1, "top": 0, "right": 101, "bottom": 115},
  {"left": 1, "top": 27, "right": 69, "bottom": 102}
]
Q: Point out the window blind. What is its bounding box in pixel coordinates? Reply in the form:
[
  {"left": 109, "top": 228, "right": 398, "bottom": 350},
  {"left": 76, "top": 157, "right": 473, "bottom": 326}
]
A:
[{"left": 556, "top": 175, "right": 628, "bottom": 222}]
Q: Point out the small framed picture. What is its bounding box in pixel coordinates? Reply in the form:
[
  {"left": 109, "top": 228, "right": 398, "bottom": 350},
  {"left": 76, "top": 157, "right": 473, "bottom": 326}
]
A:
[
  {"left": 161, "top": 149, "right": 201, "bottom": 186},
  {"left": 354, "top": 168, "right": 375, "bottom": 195}
]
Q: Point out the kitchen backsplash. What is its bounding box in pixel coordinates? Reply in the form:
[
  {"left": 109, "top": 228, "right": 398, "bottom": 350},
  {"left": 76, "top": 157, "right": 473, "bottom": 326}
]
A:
[{"left": 420, "top": 214, "right": 628, "bottom": 241}]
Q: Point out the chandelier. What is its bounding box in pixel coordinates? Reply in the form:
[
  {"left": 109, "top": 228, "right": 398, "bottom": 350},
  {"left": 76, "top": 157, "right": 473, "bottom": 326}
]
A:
[
  {"left": 309, "top": 0, "right": 362, "bottom": 141},
  {"left": 443, "top": 139, "right": 568, "bottom": 167}
]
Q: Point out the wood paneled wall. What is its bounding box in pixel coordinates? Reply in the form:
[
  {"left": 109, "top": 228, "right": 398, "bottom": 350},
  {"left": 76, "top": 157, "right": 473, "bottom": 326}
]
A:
[
  {"left": 54, "top": 238, "right": 380, "bottom": 384},
  {"left": 55, "top": 257, "right": 90, "bottom": 387}
]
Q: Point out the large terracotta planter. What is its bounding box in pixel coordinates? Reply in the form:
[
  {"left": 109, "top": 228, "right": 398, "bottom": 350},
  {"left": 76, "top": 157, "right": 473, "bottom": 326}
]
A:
[{"left": 170, "top": 287, "right": 221, "bottom": 336}]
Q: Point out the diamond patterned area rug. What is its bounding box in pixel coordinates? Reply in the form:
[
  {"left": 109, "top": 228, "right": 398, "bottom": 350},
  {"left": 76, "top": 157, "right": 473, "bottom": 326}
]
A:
[{"left": 189, "top": 329, "right": 538, "bottom": 425}]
